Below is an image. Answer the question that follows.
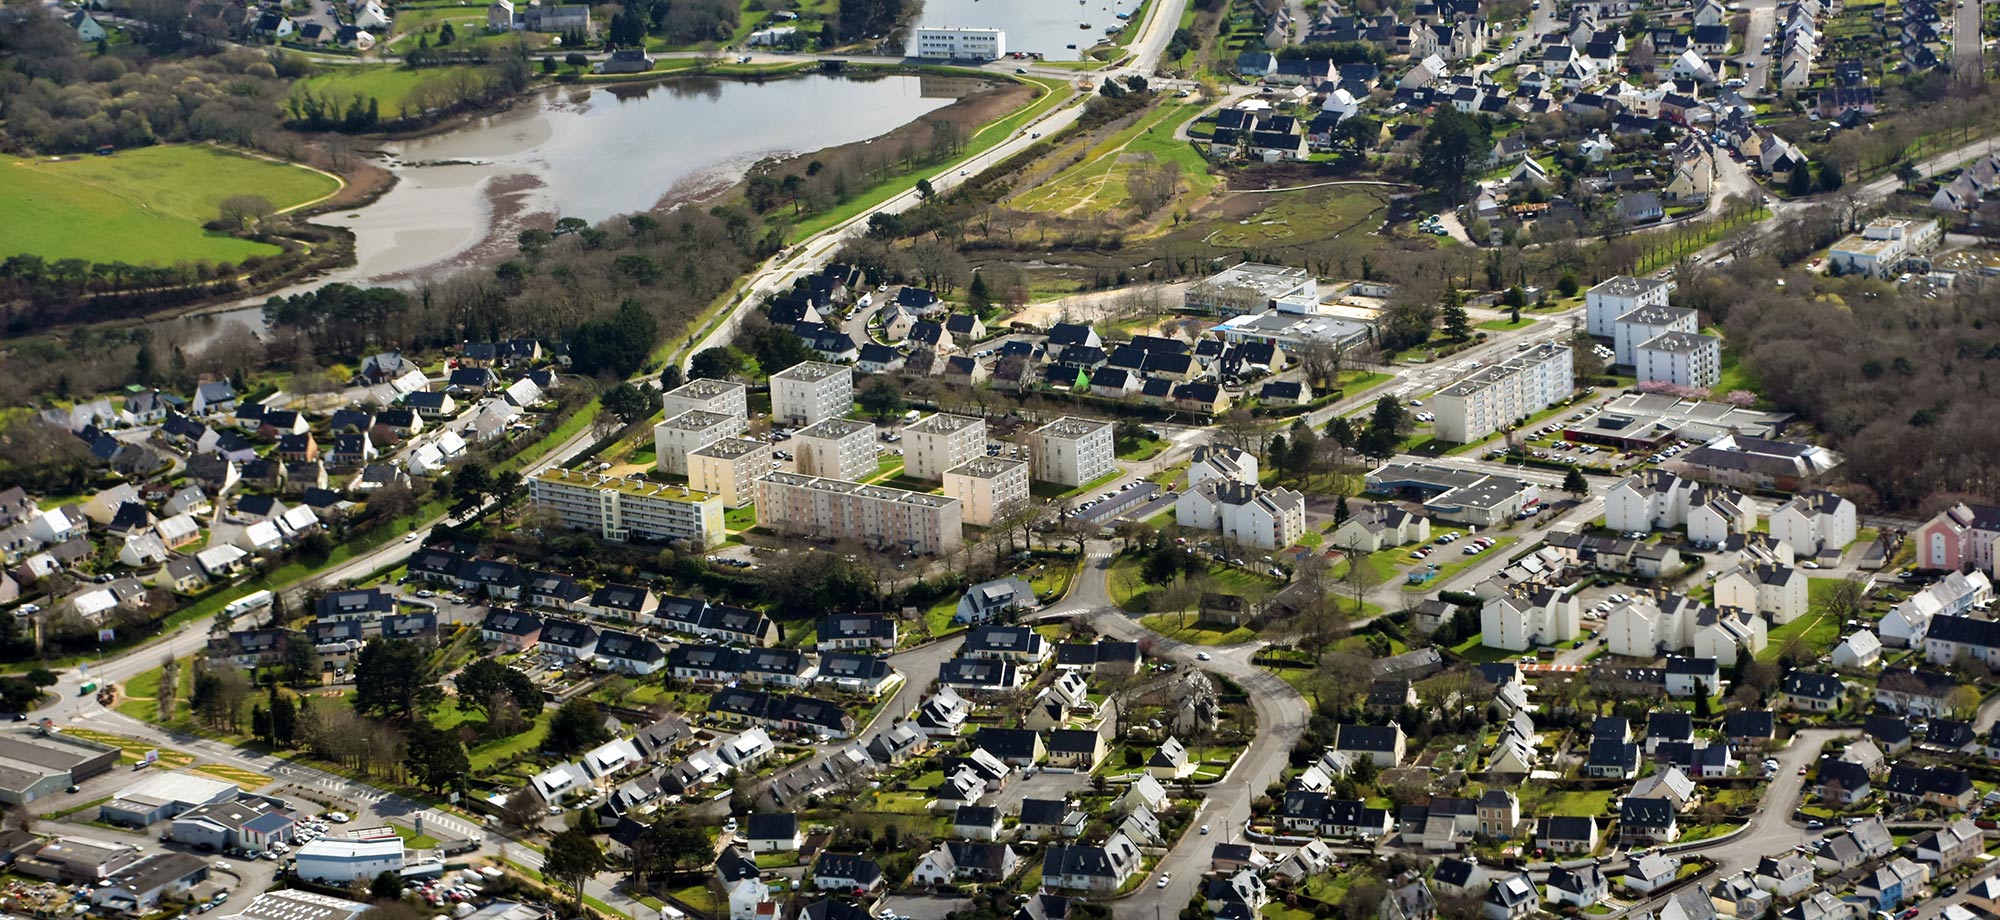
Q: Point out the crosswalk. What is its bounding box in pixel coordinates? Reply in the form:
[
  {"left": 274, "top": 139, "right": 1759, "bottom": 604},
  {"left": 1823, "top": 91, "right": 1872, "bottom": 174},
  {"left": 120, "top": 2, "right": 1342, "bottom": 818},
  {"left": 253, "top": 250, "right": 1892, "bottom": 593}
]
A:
[{"left": 420, "top": 810, "right": 481, "bottom": 841}]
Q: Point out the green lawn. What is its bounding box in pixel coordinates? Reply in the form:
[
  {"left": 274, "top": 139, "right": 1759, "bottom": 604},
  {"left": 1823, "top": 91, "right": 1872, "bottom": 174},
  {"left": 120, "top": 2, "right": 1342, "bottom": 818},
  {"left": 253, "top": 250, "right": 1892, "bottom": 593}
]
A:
[
  {"left": 1108, "top": 556, "right": 1282, "bottom": 612},
  {"left": 1117, "top": 436, "right": 1169, "bottom": 461},
  {"left": 1139, "top": 614, "right": 1257, "bottom": 645},
  {"left": 724, "top": 505, "right": 757, "bottom": 530},
  {"left": 0, "top": 145, "right": 339, "bottom": 265},
  {"left": 1477, "top": 316, "right": 1534, "bottom": 332},
  {"left": 290, "top": 65, "right": 487, "bottom": 119},
  {"left": 1012, "top": 99, "right": 1216, "bottom": 215},
  {"left": 1759, "top": 580, "right": 1845, "bottom": 661},
  {"left": 1449, "top": 633, "right": 1521, "bottom": 663},
  {"left": 467, "top": 709, "right": 553, "bottom": 772}
]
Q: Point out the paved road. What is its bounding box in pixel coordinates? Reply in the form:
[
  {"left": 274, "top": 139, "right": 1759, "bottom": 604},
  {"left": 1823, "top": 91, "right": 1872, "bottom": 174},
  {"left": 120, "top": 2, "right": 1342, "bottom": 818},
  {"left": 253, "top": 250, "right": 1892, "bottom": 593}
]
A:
[
  {"left": 1953, "top": 0, "right": 1985, "bottom": 81},
  {"left": 1038, "top": 542, "right": 1308, "bottom": 916}
]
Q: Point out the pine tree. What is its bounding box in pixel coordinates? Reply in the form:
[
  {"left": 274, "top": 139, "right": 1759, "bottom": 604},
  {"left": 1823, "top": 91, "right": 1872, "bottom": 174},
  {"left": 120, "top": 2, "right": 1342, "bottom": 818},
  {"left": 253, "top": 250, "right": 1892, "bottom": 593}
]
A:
[{"left": 1442, "top": 288, "right": 1470, "bottom": 341}]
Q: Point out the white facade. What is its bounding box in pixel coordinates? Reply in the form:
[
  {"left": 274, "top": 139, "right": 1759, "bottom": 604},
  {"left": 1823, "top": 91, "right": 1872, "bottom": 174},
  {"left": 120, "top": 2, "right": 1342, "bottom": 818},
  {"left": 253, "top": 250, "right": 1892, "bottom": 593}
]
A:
[
  {"left": 293, "top": 839, "right": 404, "bottom": 884},
  {"left": 1031, "top": 417, "right": 1116, "bottom": 487},
  {"left": 1635, "top": 332, "right": 1722, "bottom": 390},
  {"left": 1605, "top": 597, "right": 1678, "bottom": 658},
  {"left": 1770, "top": 491, "right": 1857, "bottom": 557},
  {"left": 769, "top": 361, "right": 853, "bottom": 428},
  {"left": 530, "top": 469, "right": 724, "bottom": 549},
  {"left": 1585, "top": 275, "right": 1673, "bottom": 337},
  {"left": 1480, "top": 591, "right": 1580, "bottom": 651},
  {"left": 794, "top": 417, "right": 877, "bottom": 482},
  {"left": 1188, "top": 444, "right": 1259, "bottom": 488},
  {"left": 910, "top": 26, "right": 1006, "bottom": 59},
  {"left": 905, "top": 414, "right": 987, "bottom": 481},
  {"left": 1431, "top": 343, "right": 1573, "bottom": 443},
  {"left": 653, "top": 410, "right": 739, "bottom": 476},
  {"left": 943, "top": 457, "right": 1030, "bottom": 527},
  {"left": 662, "top": 378, "right": 749, "bottom": 422},
  {"left": 688, "top": 438, "right": 773, "bottom": 509},
  {"left": 1605, "top": 471, "right": 1696, "bottom": 534},
  {"left": 1176, "top": 481, "right": 1306, "bottom": 550},
  {"left": 1613, "top": 306, "right": 1699, "bottom": 367},
  {"left": 756, "top": 471, "right": 963, "bottom": 554},
  {"left": 1827, "top": 217, "right": 1941, "bottom": 278},
  {"left": 1688, "top": 491, "right": 1754, "bottom": 546}
]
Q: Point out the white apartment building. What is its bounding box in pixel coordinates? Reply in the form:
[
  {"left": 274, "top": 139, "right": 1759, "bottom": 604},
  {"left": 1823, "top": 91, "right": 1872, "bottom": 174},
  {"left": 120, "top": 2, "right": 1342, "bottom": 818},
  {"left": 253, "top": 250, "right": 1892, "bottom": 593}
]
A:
[
  {"left": 1826, "top": 216, "right": 1941, "bottom": 278},
  {"left": 910, "top": 26, "right": 1006, "bottom": 59},
  {"left": 1769, "top": 490, "right": 1857, "bottom": 558},
  {"left": 770, "top": 361, "right": 853, "bottom": 428},
  {"left": 1188, "top": 444, "right": 1258, "bottom": 487},
  {"left": 530, "top": 469, "right": 724, "bottom": 549},
  {"left": 1635, "top": 332, "right": 1722, "bottom": 390},
  {"left": 904, "top": 414, "right": 987, "bottom": 481},
  {"left": 661, "top": 378, "right": 749, "bottom": 423},
  {"left": 1613, "top": 305, "right": 1698, "bottom": 366},
  {"left": 1031, "top": 417, "right": 1116, "bottom": 487},
  {"left": 756, "top": 472, "right": 963, "bottom": 554},
  {"left": 1431, "top": 343, "right": 1574, "bottom": 443},
  {"left": 1175, "top": 481, "right": 1307, "bottom": 550},
  {"left": 943, "top": 457, "right": 1030, "bottom": 526},
  {"left": 1480, "top": 588, "right": 1581, "bottom": 652},
  {"left": 1585, "top": 275, "right": 1673, "bottom": 337},
  {"left": 653, "top": 410, "right": 740, "bottom": 476},
  {"left": 794, "top": 417, "right": 877, "bottom": 482},
  {"left": 688, "top": 438, "right": 774, "bottom": 509},
  {"left": 1606, "top": 470, "right": 1696, "bottom": 533},
  {"left": 1715, "top": 563, "right": 1809, "bottom": 624}
]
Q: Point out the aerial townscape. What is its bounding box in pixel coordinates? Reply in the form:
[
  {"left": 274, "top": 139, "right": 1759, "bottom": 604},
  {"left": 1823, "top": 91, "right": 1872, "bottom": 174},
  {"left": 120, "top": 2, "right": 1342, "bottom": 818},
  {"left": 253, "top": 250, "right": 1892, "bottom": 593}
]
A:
[{"left": 6, "top": 0, "right": 2000, "bottom": 918}]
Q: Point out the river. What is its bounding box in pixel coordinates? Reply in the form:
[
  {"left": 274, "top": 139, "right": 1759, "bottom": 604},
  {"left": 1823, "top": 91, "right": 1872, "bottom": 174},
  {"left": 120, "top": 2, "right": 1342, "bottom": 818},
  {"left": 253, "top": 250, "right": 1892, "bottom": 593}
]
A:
[{"left": 916, "top": 0, "right": 1144, "bottom": 61}]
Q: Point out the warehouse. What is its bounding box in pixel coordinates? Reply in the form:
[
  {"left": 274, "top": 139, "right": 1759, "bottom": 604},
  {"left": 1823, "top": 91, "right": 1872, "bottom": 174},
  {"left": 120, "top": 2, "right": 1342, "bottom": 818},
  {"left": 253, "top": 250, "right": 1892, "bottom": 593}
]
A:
[
  {"left": 0, "top": 732, "right": 120, "bottom": 805},
  {"left": 100, "top": 772, "right": 239, "bottom": 827},
  {"left": 294, "top": 838, "right": 406, "bottom": 884},
  {"left": 218, "top": 889, "right": 370, "bottom": 920},
  {"left": 170, "top": 798, "right": 296, "bottom": 853},
  {"left": 90, "top": 853, "right": 209, "bottom": 915}
]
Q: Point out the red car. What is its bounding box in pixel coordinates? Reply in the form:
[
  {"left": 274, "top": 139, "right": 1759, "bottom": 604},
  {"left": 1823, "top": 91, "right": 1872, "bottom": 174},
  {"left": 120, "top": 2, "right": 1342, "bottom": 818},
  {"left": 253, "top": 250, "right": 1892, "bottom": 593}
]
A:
[{"left": 1902, "top": 909, "right": 1921, "bottom": 919}]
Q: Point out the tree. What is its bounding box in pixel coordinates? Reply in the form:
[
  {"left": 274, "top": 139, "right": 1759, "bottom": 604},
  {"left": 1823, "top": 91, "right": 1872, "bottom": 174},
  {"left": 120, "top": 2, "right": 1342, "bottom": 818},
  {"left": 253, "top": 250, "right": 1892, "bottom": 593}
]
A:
[
  {"left": 284, "top": 635, "right": 317, "bottom": 686},
  {"left": 353, "top": 639, "right": 441, "bottom": 720},
  {"left": 565, "top": 51, "right": 589, "bottom": 72},
  {"left": 1441, "top": 290, "right": 1470, "bottom": 341},
  {"left": 687, "top": 348, "right": 741, "bottom": 381},
  {"left": 915, "top": 177, "right": 934, "bottom": 199},
  {"left": 1787, "top": 165, "right": 1814, "bottom": 197},
  {"left": 156, "top": 654, "right": 179, "bottom": 723},
  {"left": 1563, "top": 466, "right": 1589, "bottom": 497},
  {"left": 547, "top": 698, "right": 613, "bottom": 755},
  {"left": 601, "top": 382, "right": 654, "bottom": 426},
  {"left": 370, "top": 870, "right": 403, "bottom": 900},
  {"left": 1556, "top": 272, "right": 1580, "bottom": 298},
  {"left": 543, "top": 828, "right": 607, "bottom": 907},
  {"left": 857, "top": 377, "right": 904, "bottom": 419},
  {"left": 452, "top": 462, "right": 492, "bottom": 509},
  {"left": 499, "top": 787, "right": 545, "bottom": 830},
  {"left": 1896, "top": 162, "right": 1922, "bottom": 189},
  {"left": 217, "top": 195, "right": 274, "bottom": 232},
  {"left": 270, "top": 688, "right": 297, "bottom": 747},
  {"left": 1414, "top": 106, "right": 1492, "bottom": 203},
  {"left": 659, "top": 365, "right": 684, "bottom": 391},
  {"left": 455, "top": 659, "right": 542, "bottom": 714},
  {"left": 405, "top": 720, "right": 470, "bottom": 794}
]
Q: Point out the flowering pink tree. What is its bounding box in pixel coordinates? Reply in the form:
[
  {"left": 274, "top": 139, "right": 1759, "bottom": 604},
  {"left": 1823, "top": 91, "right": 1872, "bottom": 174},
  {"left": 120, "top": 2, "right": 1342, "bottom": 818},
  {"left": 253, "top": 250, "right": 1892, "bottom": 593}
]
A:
[{"left": 1723, "top": 390, "right": 1757, "bottom": 407}]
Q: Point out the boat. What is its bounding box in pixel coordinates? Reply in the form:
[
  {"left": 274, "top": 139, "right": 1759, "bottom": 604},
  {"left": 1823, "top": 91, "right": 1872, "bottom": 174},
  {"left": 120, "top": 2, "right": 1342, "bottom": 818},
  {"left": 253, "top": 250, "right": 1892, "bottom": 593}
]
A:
[
  {"left": 1066, "top": 43, "right": 1077, "bottom": 48},
  {"left": 1080, "top": 22, "right": 1092, "bottom": 28}
]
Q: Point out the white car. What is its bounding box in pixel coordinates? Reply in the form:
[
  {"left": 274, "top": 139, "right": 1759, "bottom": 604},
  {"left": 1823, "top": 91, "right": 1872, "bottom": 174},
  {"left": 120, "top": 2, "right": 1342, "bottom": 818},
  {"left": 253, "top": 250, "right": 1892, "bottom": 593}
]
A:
[
  {"left": 1195, "top": 652, "right": 1211, "bottom": 661},
  {"left": 325, "top": 812, "right": 350, "bottom": 824}
]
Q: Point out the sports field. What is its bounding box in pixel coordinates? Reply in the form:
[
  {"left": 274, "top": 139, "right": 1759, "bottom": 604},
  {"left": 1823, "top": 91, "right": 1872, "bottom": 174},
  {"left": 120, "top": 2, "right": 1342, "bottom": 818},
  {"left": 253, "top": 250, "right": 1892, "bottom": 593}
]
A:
[{"left": 0, "top": 145, "right": 340, "bottom": 265}]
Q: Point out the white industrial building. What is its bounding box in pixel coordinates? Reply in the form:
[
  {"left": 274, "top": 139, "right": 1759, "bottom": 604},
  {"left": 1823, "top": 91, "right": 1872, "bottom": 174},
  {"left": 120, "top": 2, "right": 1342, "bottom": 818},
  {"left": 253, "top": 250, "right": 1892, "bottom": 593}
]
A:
[
  {"left": 293, "top": 837, "right": 406, "bottom": 884},
  {"left": 1826, "top": 217, "right": 1940, "bottom": 278},
  {"left": 910, "top": 26, "right": 1006, "bottom": 59},
  {"left": 100, "top": 772, "right": 239, "bottom": 827},
  {"left": 1184, "top": 262, "right": 1317, "bottom": 315},
  {"left": 904, "top": 414, "right": 987, "bottom": 481}
]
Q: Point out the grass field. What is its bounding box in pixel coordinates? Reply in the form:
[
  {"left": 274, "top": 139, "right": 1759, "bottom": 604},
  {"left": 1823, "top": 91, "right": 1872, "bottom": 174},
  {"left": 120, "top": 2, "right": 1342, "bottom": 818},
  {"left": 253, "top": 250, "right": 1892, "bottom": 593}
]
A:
[
  {"left": 290, "top": 65, "right": 482, "bottom": 118},
  {"left": 1012, "top": 100, "right": 1215, "bottom": 216},
  {"left": 1138, "top": 614, "right": 1257, "bottom": 645},
  {"left": 1198, "top": 183, "right": 1401, "bottom": 253},
  {"left": 0, "top": 145, "right": 339, "bottom": 265},
  {"left": 194, "top": 763, "right": 271, "bottom": 791}
]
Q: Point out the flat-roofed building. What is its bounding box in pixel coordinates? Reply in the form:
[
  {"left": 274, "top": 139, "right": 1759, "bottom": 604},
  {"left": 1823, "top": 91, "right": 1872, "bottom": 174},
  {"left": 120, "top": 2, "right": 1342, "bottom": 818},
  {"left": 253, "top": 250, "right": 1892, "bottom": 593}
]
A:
[
  {"left": 1430, "top": 343, "right": 1573, "bottom": 444},
  {"left": 1367, "top": 462, "right": 1542, "bottom": 527},
  {"left": 1211, "top": 311, "right": 1372, "bottom": 353},
  {"left": 529, "top": 469, "right": 724, "bottom": 549},
  {"left": 794, "top": 417, "right": 877, "bottom": 482},
  {"left": 905, "top": 414, "right": 987, "bottom": 481},
  {"left": 1635, "top": 332, "right": 1722, "bottom": 390},
  {"left": 688, "top": 438, "right": 772, "bottom": 509},
  {"left": 1185, "top": 262, "right": 1317, "bottom": 315},
  {"left": 1586, "top": 275, "right": 1673, "bottom": 337},
  {"left": 661, "top": 378, "right": 749, "bottom": 423},
  {"left": 910, "top": 26, "right": 1006, "bottom": 59},
  {"left": 19, "top": 836, "right": 141, "bottom": 881},
  {"left": 0, "top": 732, "right": 119, "bottom": 805},
  {"left": 219, "top": 889, "right": 370, "bottom": 920},
  {"left": 1031, "top": 417, "right": 1116, "bottom": 487},
  {"left": 101, "top": 772, "right": 238, "bottom": 826},
  {"left": 293, "top": 837, "right": 405, "bottom": 884},
  {"left": 757, "top": 472, "right": 963, "bottom": 554},
  {"left": 653, "top": 410, "right": 739, "bottom": 476},
  {"left": 943, "top": 457, "right": 1031, "bottom": 526},
  {"left": 770, "top": 362, "right": 853, "bottom": 428},
  {"left": 1613, "top": 305, "right": 1699, "bottom": 367},
  {"left": 1827, "top": 217, "right": 1940, "bottom": 278},
  {"left": 170, "top": 798, "right": 295, "bottom": 852},
  {"left": 1562, "top": 392, "right": 1792, "bottom": 450}
]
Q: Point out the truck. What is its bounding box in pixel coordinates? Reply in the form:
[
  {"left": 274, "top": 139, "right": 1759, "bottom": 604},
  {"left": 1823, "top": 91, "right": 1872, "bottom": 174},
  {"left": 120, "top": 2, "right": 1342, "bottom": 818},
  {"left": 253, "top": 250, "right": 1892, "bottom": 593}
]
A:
[{"left": 223, "top": 590, "right": 275, "bottom": 620}]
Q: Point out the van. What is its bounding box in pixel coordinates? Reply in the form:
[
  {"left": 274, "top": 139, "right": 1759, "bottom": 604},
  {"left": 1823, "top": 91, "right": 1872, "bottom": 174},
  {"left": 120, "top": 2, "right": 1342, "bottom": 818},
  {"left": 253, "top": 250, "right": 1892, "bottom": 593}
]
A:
[{"left": 904, "top": 409, "right": 921, "bottom": 423}]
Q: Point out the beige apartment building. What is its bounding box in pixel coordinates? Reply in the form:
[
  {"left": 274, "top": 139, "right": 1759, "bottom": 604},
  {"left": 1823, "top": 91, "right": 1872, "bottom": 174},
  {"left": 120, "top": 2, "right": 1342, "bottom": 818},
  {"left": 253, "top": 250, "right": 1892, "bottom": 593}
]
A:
[
  {"left": 756, "top": 471, "right": 963, "bottom": 554},
  {"left": 904, "top": 413, "right": 988, "bottom": 481},
  {"left": 1430, "top": 343, "right": 1574, "bottom": 444},
  {"left": 530, "top": 469, "right": 724, "bottom": 549},
  {"left": 688, "top": 438, "right": 774, "bottom": 509},
  {"left": 770, "top": 361, "right": 853, "bottom": 428},
  {"left": 653, "top": 410, "right": 739, "bottom": 476},
  {"left": 1031, "top": 416, "right": 1116, "bottom": 487},
  {"left": 794, "top": 417, "right": 877, "bottom": 482},
  {"left": 943, "top": 457, "right": 1030, "bottom": 526}
]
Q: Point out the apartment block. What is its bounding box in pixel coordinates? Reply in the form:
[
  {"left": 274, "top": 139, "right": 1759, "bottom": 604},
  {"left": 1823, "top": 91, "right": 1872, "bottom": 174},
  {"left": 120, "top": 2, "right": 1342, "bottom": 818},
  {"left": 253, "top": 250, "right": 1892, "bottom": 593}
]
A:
[
  {"left": 770, "top": 361, "right": 853, "bottom": 427},
  {"left": 1635, "top": 332, "right": 1721, "bottom": 390},
  {"left": 661, "top": 378, "right": 749, "bottom": 423},
  {"left": 529, "top": 469, "right": 724, "bottom": 549},
  {"left": 756, "top": 472, "right": 963, "bottom": 554},
  {"left": 943, "top": 457, "right": 1031, "bottom": 527},
  {"left": 1613, "top": 305, "right": 1698, "bottom": 367},
  {"left": 795, "top": 418, "right": 877, "bottom": 482},
  {"left": 653, "top": 410, "right": 739, "bottom": 476},
  {"left": 1585, "top": 275, "right": 1673, "bottom": 337},
  {"left": 1430, "top": 343, "right": 1574, "bottom": 443},
  {"left": 1031, "top": 417, "right": 1116, "bottom": 487},
  {"left": 1827, "top": 216, "right": 1941, "bottom": 278},
  {"left": 688, "top": 438, "right": 774, "bottom": 509},
  {"left": 904, "top": 414, "right": 987, "bottom": 481}
]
